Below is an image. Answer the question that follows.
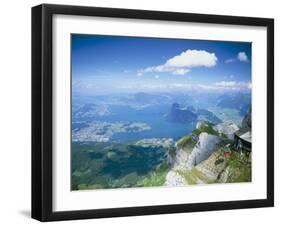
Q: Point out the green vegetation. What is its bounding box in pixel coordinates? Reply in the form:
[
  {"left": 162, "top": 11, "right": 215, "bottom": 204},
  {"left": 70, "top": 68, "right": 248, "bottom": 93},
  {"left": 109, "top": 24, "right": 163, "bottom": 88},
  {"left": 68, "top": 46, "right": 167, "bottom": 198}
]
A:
[
  {"left": 71, "top": 141, "right": 170, "bottom": 190},
  {"left": 190, "top": 167, "right": 214, "bottom": 183},
  {"left": 168, "top": 147, "right": 177, "bottom": 158},
  {"left": 192, "top": 123, "right": 219, "bottom": 136},
  {"left": 224, "top": 151, "right": 251, "bottom": 183},
  {"left": 75, "top": 163, "right": 169, "bottom": 190},
  {"left": 177, "top": 122, "right": 219, "bottom": 149},
  {"left": 136, "top": 163, "right": 169, "bottom": 187},
  {"left": 220, "top": 138, "right": 234, "bottom": 146},
  {"left": 176, "top": 169, "right": 197, "bottom": 184},
  {"left": 176, "top": 167, "right": 214, "bottom": 185},
  {"left": 77, "top": 183, "right": 104, "bottom": 190},
  {"left": 72, "top": 118, "right": 251, "bottom": 190},
  {"left": 174, "top": 147, "right": 251, "bottom": 185},
  {"left": 177, "top": 135, "right": 192, "bottom": 148}
]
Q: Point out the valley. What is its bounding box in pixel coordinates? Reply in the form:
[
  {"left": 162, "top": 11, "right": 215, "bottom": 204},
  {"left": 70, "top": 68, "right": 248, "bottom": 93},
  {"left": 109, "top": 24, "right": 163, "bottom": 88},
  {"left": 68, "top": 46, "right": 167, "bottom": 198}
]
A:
[{"left": 71, "top": 91, "right": 252, "bottom": 190}]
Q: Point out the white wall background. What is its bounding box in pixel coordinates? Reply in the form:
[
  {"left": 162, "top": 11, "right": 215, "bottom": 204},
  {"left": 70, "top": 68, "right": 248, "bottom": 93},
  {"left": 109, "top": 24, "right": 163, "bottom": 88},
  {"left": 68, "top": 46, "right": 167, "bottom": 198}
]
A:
[{"left": 0, "top": 0, "right": 279, "bottom": 225}]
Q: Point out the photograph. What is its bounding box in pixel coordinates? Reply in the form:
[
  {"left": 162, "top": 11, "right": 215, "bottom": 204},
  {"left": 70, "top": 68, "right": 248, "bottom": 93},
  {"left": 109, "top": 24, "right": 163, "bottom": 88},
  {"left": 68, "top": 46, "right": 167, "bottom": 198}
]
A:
[
  {"left": 71, "top": 34, "right": 252, "bottom": 190},
  {"left": 31, "top": 3, "right": 274, "bottom": 221}
]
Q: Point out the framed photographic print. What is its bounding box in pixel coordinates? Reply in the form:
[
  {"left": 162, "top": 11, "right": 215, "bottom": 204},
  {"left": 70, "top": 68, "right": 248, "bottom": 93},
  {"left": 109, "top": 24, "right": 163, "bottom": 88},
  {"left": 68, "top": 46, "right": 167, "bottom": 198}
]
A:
[{"left": 32, "top": 4, "right": 274, "bottom": 221}]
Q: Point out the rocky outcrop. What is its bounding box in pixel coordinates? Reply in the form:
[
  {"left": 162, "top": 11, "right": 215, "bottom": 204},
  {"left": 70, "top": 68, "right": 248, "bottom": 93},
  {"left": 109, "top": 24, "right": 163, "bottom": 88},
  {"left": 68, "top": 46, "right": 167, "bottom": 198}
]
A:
[
  {"left": 196, "top": 121, "right": 209, "bottom": 129},
  {"left": 242, "top": 107, "right": 251, "bottom": 129},
  {"left": 195, "top": 151, "right": 226, "bottom": 182},
  {"left": 173, "top": 147, "right": 191, "bottom": 168},
  {"left": 165, "top": 115, "right": 251, "bottom": 186},
  {"left": 213, "top": 122, "right": 239, "bottom": 140},
  {"left": 165, "top": 171, "right": 186, "bottom": 186},
  {"left": 165, "top": 142, "right": 194, "bottom": 186},
  {"left": 187, "top": 132, "right": 221, "bottom": 169}
]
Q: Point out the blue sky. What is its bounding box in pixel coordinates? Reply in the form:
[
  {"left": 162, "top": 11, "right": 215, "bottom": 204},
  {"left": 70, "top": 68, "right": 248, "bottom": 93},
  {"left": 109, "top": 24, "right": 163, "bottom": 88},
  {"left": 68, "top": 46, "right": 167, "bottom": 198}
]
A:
[{"left": 72, "top": 34, "right": 251, "bottom": 95}]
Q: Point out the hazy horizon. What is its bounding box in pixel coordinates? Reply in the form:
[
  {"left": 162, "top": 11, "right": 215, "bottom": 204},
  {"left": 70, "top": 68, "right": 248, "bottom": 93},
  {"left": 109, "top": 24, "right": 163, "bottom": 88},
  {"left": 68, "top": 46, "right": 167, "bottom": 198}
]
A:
[{"left": 72, "top": 34, "right": 251, "bottom": 96}]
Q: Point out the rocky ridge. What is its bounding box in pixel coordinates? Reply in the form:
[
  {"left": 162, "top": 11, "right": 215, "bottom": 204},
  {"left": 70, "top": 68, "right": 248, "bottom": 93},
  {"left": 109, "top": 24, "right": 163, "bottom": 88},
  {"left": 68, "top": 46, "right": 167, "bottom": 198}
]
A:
[{"left": 165, "top": 118, "right": 250, "bottom": 186}]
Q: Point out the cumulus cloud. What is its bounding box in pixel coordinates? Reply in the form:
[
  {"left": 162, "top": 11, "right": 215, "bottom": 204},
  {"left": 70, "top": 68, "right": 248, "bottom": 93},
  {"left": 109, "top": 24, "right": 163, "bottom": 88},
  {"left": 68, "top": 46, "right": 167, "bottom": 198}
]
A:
[
  {"left": 165, "top": 49, "right": 217, "bottom": 68},
  {"left": 225, "top": 51, "right": 249, "bottom": 63},
  {"left": 173, "top": 68, "right": 191, "bottom": 75},
  {"left": 138, "top": 49, "right": 217, "bottom": 76},
  {"left": 237, "top": 52, "right": 248, "bottom": 62}
]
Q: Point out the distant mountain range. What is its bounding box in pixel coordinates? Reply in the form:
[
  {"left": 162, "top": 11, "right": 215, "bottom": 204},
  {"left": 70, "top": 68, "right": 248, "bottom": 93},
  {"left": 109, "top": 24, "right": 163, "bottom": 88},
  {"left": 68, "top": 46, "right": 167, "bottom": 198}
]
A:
[
  {"left": 167, "top": 103, "right": 197, "bottom": 124},
  {"left": 72, "top": 92, "right": 251, "bottom": 125},
  {"left": 166, "top": 103, "right": 222, "bottom": 124},
  {"left": 216, "top": 93, "right": 251, "bottom": 116},
  {"left": 73, "top": 104, "right": 111, "bottom": 119},
  {"left": 133, "top": 92, "right": 172, "bottom": 105},
  {"left": 129, "top": 92, "right": 194, "bottom": 107}
]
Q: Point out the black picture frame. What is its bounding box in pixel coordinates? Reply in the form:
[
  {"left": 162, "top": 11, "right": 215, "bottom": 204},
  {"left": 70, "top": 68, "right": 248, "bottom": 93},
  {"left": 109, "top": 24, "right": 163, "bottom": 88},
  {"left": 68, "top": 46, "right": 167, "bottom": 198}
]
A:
[{"left": 32, "top": 3, "right": 274, "bottom": 222}]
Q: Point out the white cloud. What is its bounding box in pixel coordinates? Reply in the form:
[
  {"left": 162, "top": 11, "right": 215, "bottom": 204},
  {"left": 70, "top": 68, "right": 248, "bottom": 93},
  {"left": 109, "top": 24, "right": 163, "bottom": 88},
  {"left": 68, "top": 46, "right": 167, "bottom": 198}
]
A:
[
  {"left": 225, "top": 58, "right": 236, "bottom": 63},
  {"left": 172, "top": 68, "right": 190, "bottom": 75},
  {"left": 138, "top": 49, "right": 217, "bottom": 76},
  {"left": 225, "top": 51, "right": 249, "bottom": 63},
  {"left": 165, "top": 49, "right": 217, "bottom": 68},
  {"left": 215, "top": 81, "right": 237, "bottom": 87},
  {"left": 214, "top": 80, "right": 251, "bottom": 90},
  {"left": 237, "top": 52, "right": 248, "bottom": 62},
  {"left": 154, "top": 75, "right": 159, "bottom": 79},
  {"left": 114, "top": 81, "right": 251, "bottom": 92}
]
